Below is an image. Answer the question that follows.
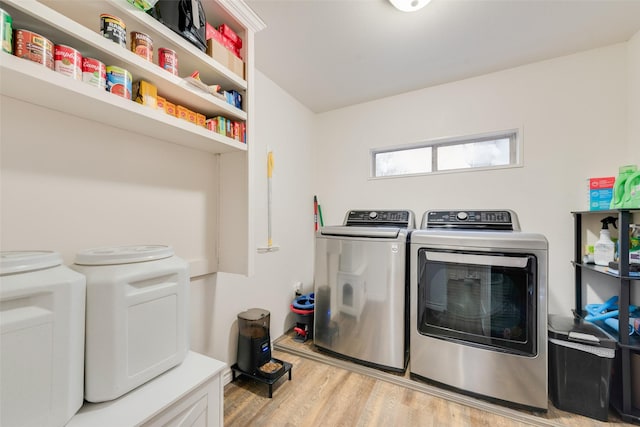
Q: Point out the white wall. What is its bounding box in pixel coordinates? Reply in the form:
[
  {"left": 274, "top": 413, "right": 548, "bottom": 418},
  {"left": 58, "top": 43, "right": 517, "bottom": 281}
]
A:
[
  {"left": 629, "top": 29, "right": 640, "bottom": 162},
  {"left": 312, "top": 44, "right": 630, "bottom": 316},
  {"left": 0, "top": 97, "right": 219, "bottom": 272},
  {"left": 2, "top": 37, "right": 636, "bottom": 373},
  {"left": 189, "top": 70, "right": 316, "bottom": 365},
  {"left": 1, "top": 69, "right": 315, "bottom": 372}
]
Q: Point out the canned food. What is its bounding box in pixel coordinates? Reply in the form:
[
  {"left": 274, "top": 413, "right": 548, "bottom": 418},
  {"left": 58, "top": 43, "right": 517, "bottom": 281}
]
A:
[
  {"left": 100, "top": 14, "right": 126, "bottom": 48},
  {"left": 54, "top": 45, "right": 82, "bottom": 80},
  {"left": 82, "top": 57, "right": 106, "bottom": 89},
  {"left": 158, "top": 47, "right": 178, "bottom": 76},
  {"left": 106, "top": 66, "right": 132, "bottom": 100},
  {"left": 13, "top": 29, "right": 54, "bottom": 69},
  {"left": 0, "top": 8, "right": 12, "bottom": 54},
  {"left": 131, "top": 31, "right": 152, "bottom": 62}
]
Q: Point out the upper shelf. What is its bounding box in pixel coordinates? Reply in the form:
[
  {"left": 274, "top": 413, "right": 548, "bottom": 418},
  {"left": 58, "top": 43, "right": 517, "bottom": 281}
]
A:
[
  {"left": 0, "top": 0, "right": 248, "bottom": 154},
  {"left": 0, "top": 53, "right": 246, "bottom": 154},
  {"left": 35, "top": 0, "right": 247, "bottom": 91}
]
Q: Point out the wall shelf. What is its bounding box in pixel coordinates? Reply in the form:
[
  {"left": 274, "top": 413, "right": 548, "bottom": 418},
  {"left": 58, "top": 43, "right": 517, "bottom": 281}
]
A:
[
  {"left": 0, "top": 53, "right": 246, "bottom": 154},
  {"left": 572, "top": 209, "right": 640, "bottom": 423},
  {"left": 0, "top": 0, "right": 248, "bottom": 154}
]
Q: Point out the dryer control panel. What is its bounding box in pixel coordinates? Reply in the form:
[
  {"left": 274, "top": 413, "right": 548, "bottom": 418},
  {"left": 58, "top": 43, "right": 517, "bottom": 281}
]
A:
[
  {"left": 423, "top": 210, "right": 520, "bottom": 231},
  {"left": 344, "top": 210, "right": 414, "bottom": 228}
]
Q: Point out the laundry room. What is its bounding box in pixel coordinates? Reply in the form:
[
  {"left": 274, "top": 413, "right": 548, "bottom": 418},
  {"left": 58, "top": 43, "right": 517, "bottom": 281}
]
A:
[{"left": 1, "top": 0, "right": 639, "bottom": 426}]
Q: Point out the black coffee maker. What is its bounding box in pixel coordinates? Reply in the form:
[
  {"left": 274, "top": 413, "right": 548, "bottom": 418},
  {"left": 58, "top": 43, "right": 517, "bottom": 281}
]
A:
[{"left": 237, "top": 308, "right": 271, "bottom": 373}]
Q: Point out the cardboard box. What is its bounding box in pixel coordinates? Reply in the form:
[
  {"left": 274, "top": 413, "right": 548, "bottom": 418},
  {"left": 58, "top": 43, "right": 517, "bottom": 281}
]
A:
[
  {"left": 590, "top": 189, "right": 613, "bottom": 211},
  {"left": 589, "top": 177, "right": 616, "bottom": 190},
  {"left": 196, "top": 113, "right": 206, "bottom": 127},
  {"left": 134, "top": 80, "right": 158, "bottom": 109},
  {"left": 187, "top": 110, "right": 197, "bottom": 125},
  {"left": 206, "top": 23, "right": 224, "bottom": 44},
  {"left": 207, "top": 38, "right": 244, "bottom": 79},
  {"left": 219, "top": 24, "right": 242, "bottom": 49},
  {"left": 206, "top": 117, "right": 217, "bottom": 132},
  {"left": 176, "top": 105, "right": 189, "bottom": 121},
  {"left": 156, "top": 96, "right": 165, "bottom": 110},
  {"left": 165, "top": 101, "right": 176, "bottom": 116},
  {"left": 588, "top": 176, "right": 615, "bottom": 210}
]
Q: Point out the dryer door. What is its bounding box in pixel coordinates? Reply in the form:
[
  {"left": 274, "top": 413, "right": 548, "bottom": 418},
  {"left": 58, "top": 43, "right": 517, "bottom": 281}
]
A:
[{"left": 416, "top": 248, "right": 538, "bottom": 356}]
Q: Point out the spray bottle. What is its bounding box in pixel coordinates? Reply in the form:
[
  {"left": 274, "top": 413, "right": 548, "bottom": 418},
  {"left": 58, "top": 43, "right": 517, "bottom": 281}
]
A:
[{"left": 594, "top": 216, "right": 617, "bottom": 266}]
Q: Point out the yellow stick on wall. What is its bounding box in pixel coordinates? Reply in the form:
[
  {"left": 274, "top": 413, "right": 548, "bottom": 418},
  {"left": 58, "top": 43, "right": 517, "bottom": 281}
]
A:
[{"left": 258, "top": 148, "right": 279, "bottom": 253}]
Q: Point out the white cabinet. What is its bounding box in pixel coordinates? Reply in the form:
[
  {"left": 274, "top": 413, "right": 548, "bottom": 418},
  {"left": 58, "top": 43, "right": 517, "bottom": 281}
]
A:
[
  {"left": 1, "top": 0, "right": 247, "bottom": 153},
  {"left": 66, "top": 351, "right": 227, "bottom": 427},
  {"left": 0, "top": 0, "right": 265, "bottom": 275}
]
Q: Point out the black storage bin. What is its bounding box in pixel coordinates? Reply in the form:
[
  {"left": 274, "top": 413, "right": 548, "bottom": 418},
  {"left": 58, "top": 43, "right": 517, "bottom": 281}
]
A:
[{"left": 548, "top": 314, "right": 617, "bottom": 421}]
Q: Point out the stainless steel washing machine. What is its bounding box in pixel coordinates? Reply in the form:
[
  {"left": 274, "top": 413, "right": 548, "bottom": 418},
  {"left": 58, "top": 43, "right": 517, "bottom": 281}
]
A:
[
  {"left": 313, "top": 210, "right": 415, "bottom": 372},
  {"left": 409, "top": 210, "right": 548, "bottom": 411}
]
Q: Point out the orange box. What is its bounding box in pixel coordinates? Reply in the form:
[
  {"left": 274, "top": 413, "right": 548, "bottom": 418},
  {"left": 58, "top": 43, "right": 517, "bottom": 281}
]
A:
[
  {"left": 156, "top": 96, "right": 165, "bottom": 110},
  {"left": 165, "top": 101, "right": 176, "bottom": 116},
  {"left": 196, "top": 113, "right": 206, "bottom": 127},
  {"left": 176, "top": 105, "right": 189, "bottom": 121},
  {"left": 187, "top": 110, "right": 197, "bottom": 125}
]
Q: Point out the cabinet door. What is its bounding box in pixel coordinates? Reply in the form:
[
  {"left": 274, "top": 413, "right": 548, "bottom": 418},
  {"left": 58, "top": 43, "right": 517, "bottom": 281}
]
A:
[{"left": 143, "top": 375, "right": 222, "bottom": 427}]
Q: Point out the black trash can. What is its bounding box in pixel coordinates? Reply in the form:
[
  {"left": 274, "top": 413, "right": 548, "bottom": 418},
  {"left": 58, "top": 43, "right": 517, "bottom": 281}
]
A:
[{"left": 548, "top": 314, "right": 617, "bottom": 421}]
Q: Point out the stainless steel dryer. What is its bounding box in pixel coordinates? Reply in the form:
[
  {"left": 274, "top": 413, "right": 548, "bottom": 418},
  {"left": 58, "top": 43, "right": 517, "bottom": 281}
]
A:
[
  {"left": 409, "top": 210, "right": 548, "bottom": 411},
  {"left": 313, "top": 210, "right": 415, "bottom": 372}
]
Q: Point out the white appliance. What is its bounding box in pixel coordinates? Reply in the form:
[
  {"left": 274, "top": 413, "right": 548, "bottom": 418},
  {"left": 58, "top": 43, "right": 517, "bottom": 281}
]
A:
[
  {"left": 0, "top": 251, "right": 86, "bottom": 427},
  {"left": 72, "top": 245, "right": 189, "bottom": 402}
]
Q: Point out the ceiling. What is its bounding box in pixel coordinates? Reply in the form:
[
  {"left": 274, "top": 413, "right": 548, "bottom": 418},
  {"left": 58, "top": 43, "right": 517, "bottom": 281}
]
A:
[{"left": 245, "top": 0, "right": 640, "bottom": 113}]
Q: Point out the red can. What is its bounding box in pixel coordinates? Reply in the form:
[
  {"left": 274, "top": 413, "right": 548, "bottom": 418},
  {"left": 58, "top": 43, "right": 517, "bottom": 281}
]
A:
[
  {"left": 82, "top": 57, "right": 106, "bottom": 89},
  {"left": 158, "top": 47, "right": 178, "bottom": 76},
  {"left": 54, "top": 44, "right": 82, "bottom": 80},
  {"left": 13, "top": 29, "right": 54, "bottom": 69}
]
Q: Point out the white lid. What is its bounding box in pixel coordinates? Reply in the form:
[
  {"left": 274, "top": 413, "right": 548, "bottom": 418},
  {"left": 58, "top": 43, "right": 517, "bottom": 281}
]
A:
[
  {"left": 0, "top": 251, "right": 63, "bottom": 275},
  {"left": 74, "top": 245, "right": 174, "bottom": 266}
]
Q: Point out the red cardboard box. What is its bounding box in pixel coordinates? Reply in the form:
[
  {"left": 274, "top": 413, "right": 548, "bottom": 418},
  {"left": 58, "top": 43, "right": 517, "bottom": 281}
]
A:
[
  {"left": 206, "top": 117, "right": 217, "bottom": 132},
  {"left": 589, "top": 177, "right": 615, "bottom": 189},
  {"left": 588, "top": 176, "right": 615, "bottom": 210},
  {"left": 206, "top": 23, "right": 225, "bottom": 43},
  {"left": 219, "top": 24, "right": 242, "bottom": 49}
]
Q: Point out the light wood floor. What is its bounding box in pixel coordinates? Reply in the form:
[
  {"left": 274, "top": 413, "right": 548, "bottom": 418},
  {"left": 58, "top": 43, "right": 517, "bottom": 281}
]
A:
[{"left": 223, "top": 332, "right": 635, "bottom": 427}]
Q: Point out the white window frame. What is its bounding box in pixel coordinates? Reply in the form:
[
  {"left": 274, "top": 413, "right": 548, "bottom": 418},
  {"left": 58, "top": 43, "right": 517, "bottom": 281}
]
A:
[{"left": 370, "top": 128, "right": 522, "bottom": 179}]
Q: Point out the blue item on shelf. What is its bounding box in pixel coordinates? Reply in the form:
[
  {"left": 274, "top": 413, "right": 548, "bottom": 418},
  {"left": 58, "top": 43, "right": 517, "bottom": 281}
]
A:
[{"left": 603, "top": 318, "right": 634, "bottom": 335}]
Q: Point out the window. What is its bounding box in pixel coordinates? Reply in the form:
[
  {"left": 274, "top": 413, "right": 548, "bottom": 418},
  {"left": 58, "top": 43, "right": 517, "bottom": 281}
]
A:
[{"left": 371, "top": 130, "right": 520, "bottom": 178}]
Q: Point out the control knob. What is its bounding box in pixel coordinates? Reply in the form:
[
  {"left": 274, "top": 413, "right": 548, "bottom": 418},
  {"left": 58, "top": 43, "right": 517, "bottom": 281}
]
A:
[
  {"left": 369, "top": 211, "right": 378, "bottom": 219},
  {"left": 456, "top": 211, "right": 469, "bottom": 221}
]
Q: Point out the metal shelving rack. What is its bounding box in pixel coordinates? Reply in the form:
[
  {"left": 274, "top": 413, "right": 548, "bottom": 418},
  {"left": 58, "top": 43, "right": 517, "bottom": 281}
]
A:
[{"left": 572, "top": 209, "right": 639, "bottom": 423}]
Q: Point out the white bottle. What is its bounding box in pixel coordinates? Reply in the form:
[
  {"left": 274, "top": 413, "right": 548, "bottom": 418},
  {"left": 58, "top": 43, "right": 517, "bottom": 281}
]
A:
[{"left": 594, "top": 217, "right": 616, "bottom": 266}]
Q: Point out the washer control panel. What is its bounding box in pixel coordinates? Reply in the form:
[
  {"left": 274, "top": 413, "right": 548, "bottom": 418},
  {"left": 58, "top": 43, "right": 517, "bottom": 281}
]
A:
[
  {"left": 424, "top": 210, "right": 519, "bottom": 231},
  {"left": 344, "top": 210, "right": 414, "bottom": 228}
]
